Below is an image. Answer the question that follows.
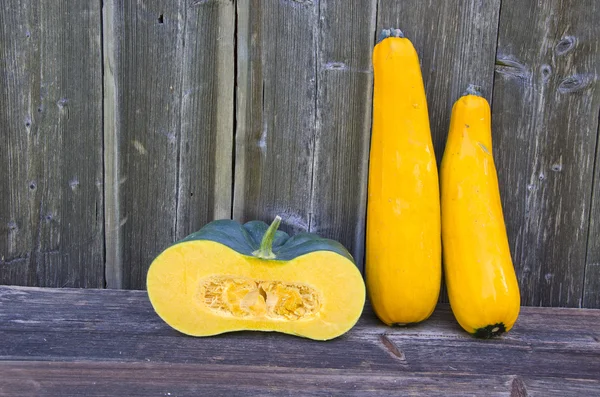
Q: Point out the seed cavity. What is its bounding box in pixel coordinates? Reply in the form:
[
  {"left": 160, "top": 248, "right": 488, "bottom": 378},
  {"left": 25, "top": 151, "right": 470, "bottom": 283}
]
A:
[{"left": 199, "top": 276, "right": 321, "bottom": 320}]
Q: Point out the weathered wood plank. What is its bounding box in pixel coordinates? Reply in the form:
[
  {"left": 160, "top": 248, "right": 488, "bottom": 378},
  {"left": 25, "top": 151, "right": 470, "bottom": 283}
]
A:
[
  {"left": 308, "top": 0, "right": 377, "bottom": 269},
  {"left": 3, "top": 362, "right": 598, "bottom": 397},
  {"left": 376, "top": 0, "right": 502, "bottom": 300},
  {"left": 176, "top": 1, "right": 235, "bottom": 231},
  {"left": 492, "top": 0, "right": 600, "bottom": 307},
  {"left": 0, "top": 1, "right": 104, "bottom": 287},
  {"left": 104, "top": 0, "right": 234, "bottom": 289},
  {"left": 1, "top": 287, "right": 599, "bottom": 382},
  {"left": 235, "top": 0, "right": 378, "bottom": 268},
  {"left": 102, "top": 0, "right": 121, "bottom": 290},
  {"left": 104, "top": 0, "right": 181, "bottom": 289},
  {"left": 3, "top": 286, "right": 598, "bottom": 346},
  {"left": 520, "top": 377, "right": 600, "bottom": 397},
  {"left": 234, "top": 0, "right": 318, "bottom": 236},
  {"left": 584, "top": 119, "right": 600, "bottom": 308}
]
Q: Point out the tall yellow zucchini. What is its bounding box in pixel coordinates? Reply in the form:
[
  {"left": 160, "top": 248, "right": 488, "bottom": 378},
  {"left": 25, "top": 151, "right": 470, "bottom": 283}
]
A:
[
  {"left": 441, "top": 85, "right": 520, "bottom": 338},
  {"left": 366, "top": 29, "right": 441, "bottom": 325}
]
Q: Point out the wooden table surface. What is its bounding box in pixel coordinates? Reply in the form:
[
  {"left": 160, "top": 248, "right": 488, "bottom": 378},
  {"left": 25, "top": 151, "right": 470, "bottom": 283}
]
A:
[{"left": 0, "top": 286, "right": 599, "bottom": 396}]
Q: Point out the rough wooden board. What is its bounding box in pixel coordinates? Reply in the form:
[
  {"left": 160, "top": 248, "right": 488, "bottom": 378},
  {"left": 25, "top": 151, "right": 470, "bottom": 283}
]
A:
[
  {"left": 234, "top": 0, "right": 318, "bottom": 235},
  {"left": 0, "top": 1, "right": 104, "bottom": 287},
  {"left": 2, "top": 286, "right": 598, "bottom": 345},
  {"left": 102, "top": 0, "right": 122, "bottom": 290},
  {"left": 176, "top": 0, "right": 235, "bottom": 233},
  {"left": 584, "top": 118, "right": 600, "bottom": 308},
  {"left": 235, "top": 0, "right": 377, "bottom": 268},
  {"left": 0, "top": 286, "right": 599, "bottom": 382},
  {"left": 307, "top": 0, "right": 377, "bottom": 270},
  {"left": 3, "top": 362, "right": 599, "bottom": 397},
  {"left": 103, "top": 0, "right": 234, "bottom": 289},
  {"left": 376, "top": 0, "right": 502, "bottom": 301},
  {"left": 492, "top": 0, "right": 600, "bottom": 307},
  {"left": 104, "top": 0, "right": 181, "bottom": 289},
  {"left": 518, "top": 377, "right": 600, "bottom": 397},
  {"left": 2, "top": 320, "right": 597, "bottom": 380}
]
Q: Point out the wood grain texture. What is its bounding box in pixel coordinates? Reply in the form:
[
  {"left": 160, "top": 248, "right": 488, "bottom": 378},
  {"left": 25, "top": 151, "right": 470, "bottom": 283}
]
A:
[
  {"left": 176, "top": 0, "right": 235, "bottom": 231},
  {"left": 234, "top": 0, "right": 319, "bottom": 236},
  {"left": 492, "top": 0, "right": 600, "bottom": 307},
  {"left": 0, "top": 286, "right": 599, "bottom": 396},
  {"left": 584, "top": 119, "right": 600, "bottom": 308},
  {"left": 104, "top": 0, "right": 234, "bottom": 289},
  {"left": 0, "top": 1, "right": 104, "bottom": 287},
  {"left": 236, "top": 0, "right": 377, "bottom": 269},
  {"left": 3, "top": 363, "right": 598, "bottom": 397},
  {"left": 307, "top": 0, "right": 377, "bottom": 269},
  {"left": 376, "top": 0, "right": 502, "bottom": 300}
]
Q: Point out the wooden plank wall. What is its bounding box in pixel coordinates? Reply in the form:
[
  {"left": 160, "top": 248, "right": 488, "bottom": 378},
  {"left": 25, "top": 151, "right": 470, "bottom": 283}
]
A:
[
  {"left": 493, "top": 0, "right": 600, "bottom": 307},
  {"left": 1, "top": 0, "right": 599, "bottom": 307}
]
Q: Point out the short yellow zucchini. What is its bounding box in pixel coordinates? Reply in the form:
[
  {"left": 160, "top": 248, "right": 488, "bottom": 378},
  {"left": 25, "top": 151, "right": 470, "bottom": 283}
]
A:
[{"left": 441, "top": 85, "right": 520, "bottom": 338}]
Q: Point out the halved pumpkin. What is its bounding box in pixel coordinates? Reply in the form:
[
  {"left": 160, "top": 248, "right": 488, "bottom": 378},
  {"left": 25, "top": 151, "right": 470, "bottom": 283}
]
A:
[{"left": 147, "top": 216, "right": 365, "bottom": 340}]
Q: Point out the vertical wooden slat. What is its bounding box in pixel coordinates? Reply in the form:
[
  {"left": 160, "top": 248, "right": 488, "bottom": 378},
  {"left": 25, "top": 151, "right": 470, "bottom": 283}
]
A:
[
  {"left": 235, "top": 0, "right": 377, "bottom": 269},
  {"left": 235, "top": 0, "right": 318, "bottom": 234},
  {"left": 584, "top": 119, "right": 600, "bottom": 308},
  {"left": 309, "top": 0, "right": 377, "bottom": 270},
  {"left": 103, "top": 0, "right": 122, "bottom": 289},
  {"left": 104, "top": 0, "right": 234, "bottom": 289},
  {"left": 105, "top": 0, "right": 179, "bottom": 289},
  {"left": 376, "top": 0, "right": 501, "bottom": 300},
  {"left": 493, "top": 0, "right": 600, "bottom": 307},
  {"left": 176, "top": 2, "right": 234, "bottom": 234},
  {"left": 0, "top": 1, "right": 104, "bottom": 287}
]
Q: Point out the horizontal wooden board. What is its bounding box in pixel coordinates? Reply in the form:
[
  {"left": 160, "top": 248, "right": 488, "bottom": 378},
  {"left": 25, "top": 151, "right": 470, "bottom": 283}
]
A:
[
  {"left": 0, "top": 286, "right": 598, "bottom": 387},
  {"left": 3, "top": 361, "right": 600, "bottom": 397}
]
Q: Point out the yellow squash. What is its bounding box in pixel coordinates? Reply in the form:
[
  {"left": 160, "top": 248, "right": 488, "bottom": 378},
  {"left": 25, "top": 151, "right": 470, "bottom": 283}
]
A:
[
  {"left": 441, "top": 86, "right": 520, "bottom": 338},
  {"left": 366, "top": 29, "right": 441, "bottom": 325}
]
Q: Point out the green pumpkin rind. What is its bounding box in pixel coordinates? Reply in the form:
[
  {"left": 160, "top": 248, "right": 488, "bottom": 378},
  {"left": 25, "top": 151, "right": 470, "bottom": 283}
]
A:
[{"left": 177, "top": 219, "right": 355, "bottom": 262}]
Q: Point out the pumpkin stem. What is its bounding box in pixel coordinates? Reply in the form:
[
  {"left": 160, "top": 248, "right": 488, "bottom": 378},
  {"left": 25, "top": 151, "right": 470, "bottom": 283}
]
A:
[{"left": 253, "top": 216, "right": 282, "bottom": 259}]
